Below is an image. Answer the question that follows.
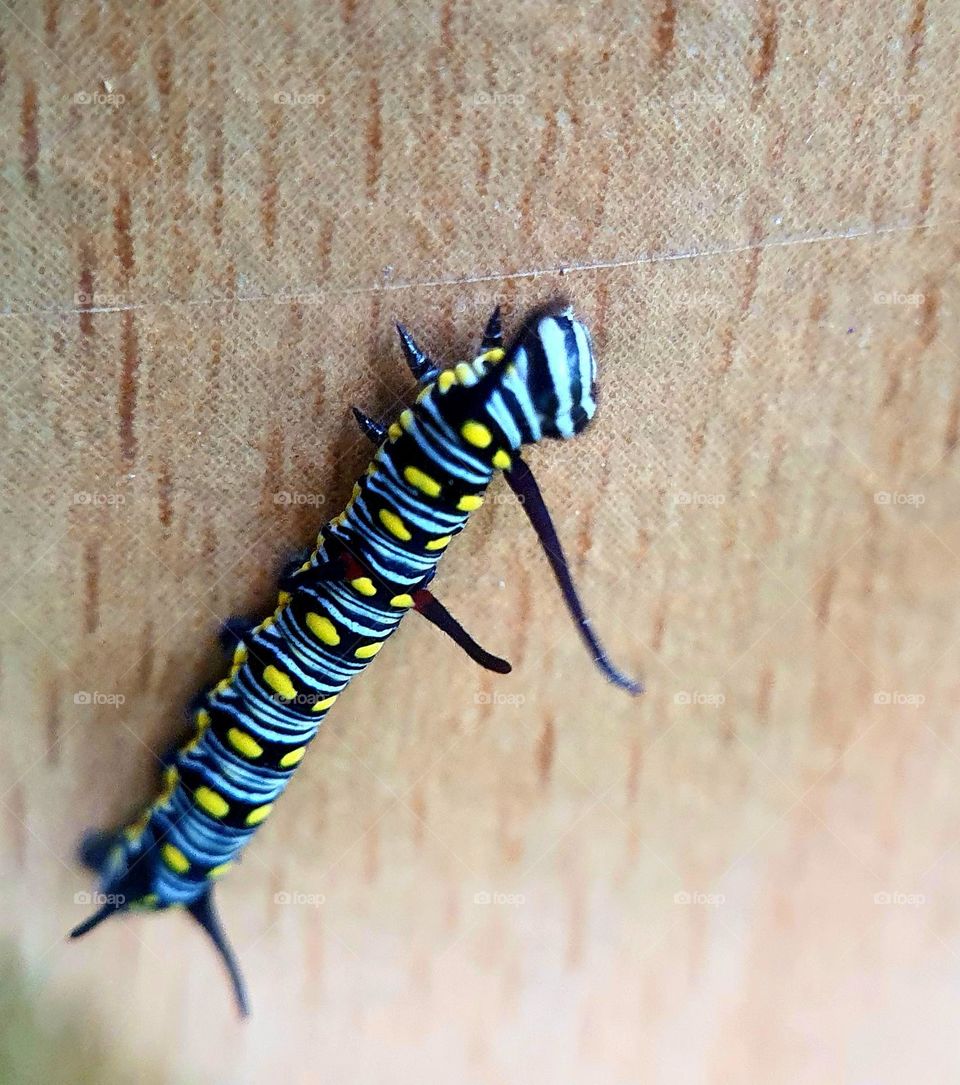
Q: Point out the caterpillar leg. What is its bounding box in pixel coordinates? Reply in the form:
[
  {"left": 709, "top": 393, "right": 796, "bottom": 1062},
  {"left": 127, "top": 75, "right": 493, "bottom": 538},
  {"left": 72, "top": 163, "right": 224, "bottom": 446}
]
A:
[
  {"left": 503, "top": 457, "right": 643, "bottom": 694},
  {"left": 396, "top": 323, "right": 440, "bottom": 384},
  {"left": 219, "top": 617, "right": 258, "bottom": 656},
  {"left": 278, "top": 554, "right": 345, "bottom": 592},
  {"left": 481, "top": 305, "right": 503, "bottom": 351},
  {"left": 413, "top": 589, "right": 512, "bottom": 674}
]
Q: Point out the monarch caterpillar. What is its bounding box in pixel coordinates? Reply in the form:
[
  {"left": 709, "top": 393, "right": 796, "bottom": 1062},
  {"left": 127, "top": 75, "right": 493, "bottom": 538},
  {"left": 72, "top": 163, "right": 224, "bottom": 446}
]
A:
[{"left": 71, "top": 302, "right": 642, "bottom": 1015}]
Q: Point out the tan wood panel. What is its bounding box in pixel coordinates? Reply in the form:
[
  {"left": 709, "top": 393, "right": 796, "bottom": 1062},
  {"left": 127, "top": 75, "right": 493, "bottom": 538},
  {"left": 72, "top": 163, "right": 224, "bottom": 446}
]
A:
[{"left": 0, "top": 2, "right": 958, "bottom": 1082}]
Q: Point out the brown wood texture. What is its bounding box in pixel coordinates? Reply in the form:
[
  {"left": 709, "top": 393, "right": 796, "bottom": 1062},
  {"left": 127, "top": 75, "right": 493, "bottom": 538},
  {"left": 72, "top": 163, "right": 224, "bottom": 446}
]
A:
[{"left": 1, "top": 2, "right": 958, "bottom": 1082}]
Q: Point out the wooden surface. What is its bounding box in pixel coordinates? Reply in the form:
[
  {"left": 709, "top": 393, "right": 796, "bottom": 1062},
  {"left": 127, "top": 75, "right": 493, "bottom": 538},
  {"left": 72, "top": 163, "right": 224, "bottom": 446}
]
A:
[{"left": 1, "top": 1, "right": 959, "bottom": 1082}]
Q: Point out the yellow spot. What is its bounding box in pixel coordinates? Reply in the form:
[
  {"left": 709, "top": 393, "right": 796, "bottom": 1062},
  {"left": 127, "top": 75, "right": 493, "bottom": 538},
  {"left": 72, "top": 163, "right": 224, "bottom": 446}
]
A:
[
  {"left": 263, "top": 665, "right": 297, "bottom": 701},
  {"left": 403, "top": 465, "right": 442, "bottom": 498},
  {"left": 258, "top": 615, "right": 276, "bottom": 633},
  {"left": 484, "top": 347, "right": 506, "bottom": 362},
  {"left": 400, "top": 408, "right": 415, "bottom": 431},
  {"left": 228, "top": 728, "right": 263, "bottom": 759},
  {"left": 246, "top": 804, "right": 273, "bottom": 827},
  {"left": 208, "top": 862, "right": 232, "bottom": 879},
  {"left": 299, "top": 560, "right": 311, "bottom": 572},
  {"left": 182, "top": 708, "right": 210, "bottom": 754},
  {"left": 141, "top": 893, "right": 159, "bottom": 906},
  {"left": 306, "top": 612, "right": 340, "bottom": 646},
  {"left": 426, "top": 535, "right": 452, "bottom": 551},
  {"left": 158, "top": 766, "right": 178, "bottom": 806},
  {"left": 416, "top": 384, "right": 432, "bottom": 403},
  {"left": 390, "top": 593, "right": 414, "bottom": 608},
  {"left": 455, "top": 362, "right": 474, "bottom": 384},
  {"left": 124, "top": 810, "right": 150, "bottom": 843},
  {"left": 161, "top": 843, "right": 190, "bottom": 874},
  {"left": 280, "top": 746, "right": 307, "bottom": 768},
  {"left": 194, "top": 786, "right": 230, "bottom": 818},
  {"left": 214, "top": 677, "right": 231, "bottom": 695},
  {"left": 232, "top": 644, "right": 248, "bottom": 667},
  {"left": 461, "top": 421, "right": 492, "bottom": 448},
  {"left": 311, "top": 694, "right": 338, "bottom": 713},
  {"left": 379, "top": 508, "right": 412, "bottom": 541},
  {"left": 457, "top": 494, "right": 484, "bottom": 512},
  {"left": 366, "top": 462, "right": 377, "bottom": 476},
  {"left": 278, "top": 590, "right": 292, "bottom": 606},
  {"left": 492, "top": 449, "right": 512, "bottom": 470},
  {"left": 350, "top": 576, "right": 377, "bottom": 597},
  {"left": 437, "top": 370, "right": 456, "bottom": 393},
  {"left": 354, "top": 641, "right": 383, "bottom": 660},
  {"left": 388, "top": 422, "right": 402, "bottom": 441}
]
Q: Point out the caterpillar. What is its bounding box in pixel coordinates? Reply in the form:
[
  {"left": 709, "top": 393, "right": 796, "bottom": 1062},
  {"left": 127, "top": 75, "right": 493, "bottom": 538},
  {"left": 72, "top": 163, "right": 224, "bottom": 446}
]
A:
[{"left": 71, "top": 302, "right": 642, "bottom": 1016}]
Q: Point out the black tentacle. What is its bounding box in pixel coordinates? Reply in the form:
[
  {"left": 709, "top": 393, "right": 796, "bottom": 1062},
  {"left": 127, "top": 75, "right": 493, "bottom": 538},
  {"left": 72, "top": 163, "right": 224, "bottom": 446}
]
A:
[
  {"left": 503, "top": 457, "right": 643, "bottom": 694},
  {"left": 413, "top": 589, "right": 512, "bottom": 674}
]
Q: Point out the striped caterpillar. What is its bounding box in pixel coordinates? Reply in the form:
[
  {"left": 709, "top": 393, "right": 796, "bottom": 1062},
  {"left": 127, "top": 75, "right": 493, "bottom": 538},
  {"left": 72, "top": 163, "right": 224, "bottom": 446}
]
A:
[{"left": 71, "top": 302, "right": 642, "bottom": 1015}]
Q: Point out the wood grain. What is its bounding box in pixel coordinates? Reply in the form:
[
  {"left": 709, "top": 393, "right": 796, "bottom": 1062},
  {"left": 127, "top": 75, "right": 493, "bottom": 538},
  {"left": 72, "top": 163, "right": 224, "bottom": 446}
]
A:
[{"left": 0, "top": 1, "right": 958, "bottom": 1082}]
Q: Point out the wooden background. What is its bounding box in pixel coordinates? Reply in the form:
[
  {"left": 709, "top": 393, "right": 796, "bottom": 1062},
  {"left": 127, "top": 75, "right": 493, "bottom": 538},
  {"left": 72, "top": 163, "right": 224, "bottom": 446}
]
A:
[{"left": 1, "top": 1, "right": 958, "bottom": 1082}]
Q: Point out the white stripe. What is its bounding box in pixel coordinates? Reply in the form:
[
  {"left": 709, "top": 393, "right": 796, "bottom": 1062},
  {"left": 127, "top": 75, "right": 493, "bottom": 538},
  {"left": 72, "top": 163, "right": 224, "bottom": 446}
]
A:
[
  {"left": 572, "top": 320, "right": 596, "bottom": 418},
  {"left": 539, "top": 318, "right": 575, "bottom": 437}
]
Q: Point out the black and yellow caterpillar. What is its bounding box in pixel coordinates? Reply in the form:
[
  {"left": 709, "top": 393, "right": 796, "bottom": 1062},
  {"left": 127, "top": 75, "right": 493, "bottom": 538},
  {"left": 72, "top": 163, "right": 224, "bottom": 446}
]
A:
[{"left": 71, "top": 302, "right": 641, "bottom": 1015}]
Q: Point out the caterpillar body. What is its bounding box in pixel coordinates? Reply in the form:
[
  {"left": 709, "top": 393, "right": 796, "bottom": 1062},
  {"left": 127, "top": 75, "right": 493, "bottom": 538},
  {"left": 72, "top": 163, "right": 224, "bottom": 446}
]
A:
[{"left": 72, "top": 303, "right": 641, "bottom": 1015}]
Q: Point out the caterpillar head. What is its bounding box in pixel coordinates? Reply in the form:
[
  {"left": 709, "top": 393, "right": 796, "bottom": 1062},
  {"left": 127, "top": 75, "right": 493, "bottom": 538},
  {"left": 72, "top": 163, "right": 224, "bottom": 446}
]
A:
[{"left": 504, "top": 304, "right": 597, "bottom": 441}]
